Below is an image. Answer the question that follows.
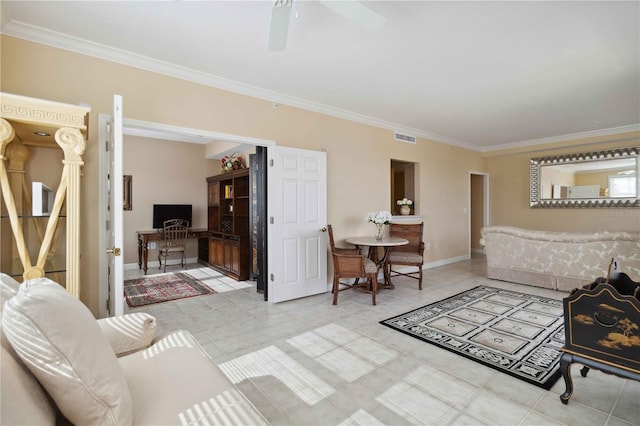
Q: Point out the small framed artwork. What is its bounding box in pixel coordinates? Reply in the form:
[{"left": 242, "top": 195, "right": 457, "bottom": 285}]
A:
[{"left": 123, "top": 175, "right": 132, "bottom": 211}]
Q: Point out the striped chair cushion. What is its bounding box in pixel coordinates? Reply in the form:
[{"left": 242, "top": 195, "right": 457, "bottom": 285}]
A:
[
  {"left": 364, "top": 258, "right": 378, "bottom": 274},
  {"left": 388, "top": 252, "right": 423, "bottom": 263}
]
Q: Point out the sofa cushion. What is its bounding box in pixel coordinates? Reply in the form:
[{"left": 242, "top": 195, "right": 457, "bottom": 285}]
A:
[
  {"left": 1, "top": 344, "right": 56, "bottom": 425},
  {"left": 2, "top": 278, "right": 133, "bottom": 426},
  {"left": 119, "top": 330, "right": 267, "bottom": 425},
  {"left": 0, "top": 272, "right": 20, "bottom": 307},
  {"left": 1, "top": 273, "right": 55, "bottom": 425},
  {"left": 480, "top": 226, "right": 640, "bottom": 291},
  {"left": 97, "top": 312, "right": 157, "bottom": 357}
]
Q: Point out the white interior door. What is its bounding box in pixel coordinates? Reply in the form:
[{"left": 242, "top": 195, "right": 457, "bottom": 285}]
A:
[
  {"left": 106, "top": 95, "right": 124, "bottom": 316},
  {"left": 268, "top": 146, "right": 327, "bottom": 303}
]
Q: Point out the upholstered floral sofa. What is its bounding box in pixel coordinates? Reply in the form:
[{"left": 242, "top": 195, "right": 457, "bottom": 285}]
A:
[
  {"left": 480, "top": 226, "right": 640, "bottom": 292},
  {"left": 1, "top": 273, "right": 266, "bottom": 425}
]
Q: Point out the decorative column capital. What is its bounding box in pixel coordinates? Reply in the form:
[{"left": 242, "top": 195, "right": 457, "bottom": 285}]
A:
[
  {"left": 0, "top": 118, "right": 16, "bottom": 159},
  {"left": 55, "top": 127, "right": 86, "bottom": 162}
]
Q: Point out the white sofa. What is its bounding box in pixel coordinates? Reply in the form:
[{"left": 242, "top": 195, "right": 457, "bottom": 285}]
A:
[
  {"left": 0, "top": 273, "right": 267, "bottom": 426},
  {"left": 480, "top": 226, "right": 640, "bottom": 292}
]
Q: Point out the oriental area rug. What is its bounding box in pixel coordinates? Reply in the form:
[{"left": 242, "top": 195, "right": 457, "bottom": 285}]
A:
[
  {"left": 380, "top": 286, "right": 565, "bottom": 389},
  {"left": 124, "top": 272, "right": 215, "bottom": 307}
]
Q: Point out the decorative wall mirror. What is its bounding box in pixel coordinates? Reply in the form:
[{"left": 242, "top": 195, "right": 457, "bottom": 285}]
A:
[{"left": 530, "top": 146, "right": 639, "bottom": 208}]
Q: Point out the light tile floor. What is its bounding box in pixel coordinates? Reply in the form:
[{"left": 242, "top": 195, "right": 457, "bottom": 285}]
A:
[{"left": 124, "top": 257, "right": 640, "bottom": 426}]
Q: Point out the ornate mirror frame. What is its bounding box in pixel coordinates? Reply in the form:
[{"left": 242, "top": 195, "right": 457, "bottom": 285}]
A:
[{"left": 530, "top": 146, "right": 640, "bottom": 208}]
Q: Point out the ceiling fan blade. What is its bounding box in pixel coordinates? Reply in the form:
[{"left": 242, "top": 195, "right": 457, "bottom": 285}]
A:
[
  {"left": 318, "top": 0, "right": 385, "bottom": 32},
  {"left": 268, "top": 0, "right": 293, "bottom": 52}
]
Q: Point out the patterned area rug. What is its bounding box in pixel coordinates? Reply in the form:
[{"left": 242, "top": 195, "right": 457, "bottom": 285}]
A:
[
  {"left": 380, "top": 285, "right": 565, "bottom": 389},
  {"left": 124, "top": 272, "right": 215, "bottom": 307}
]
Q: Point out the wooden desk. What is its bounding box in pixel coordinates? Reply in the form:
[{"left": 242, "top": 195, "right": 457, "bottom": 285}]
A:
[
  {"left": 137, "top": 229, "right": 209, "bottom": 274},
  {"left": 345, "top": 236, "right": 408, "bottom": 289}
]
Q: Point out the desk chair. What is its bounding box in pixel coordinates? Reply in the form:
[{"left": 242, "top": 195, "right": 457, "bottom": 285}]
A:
[
  {"left": 158, "top": 219, "right": 189, "bottom": 273},
  {"left": 385, "top": 222, "right": 425, "bottom": 290}
]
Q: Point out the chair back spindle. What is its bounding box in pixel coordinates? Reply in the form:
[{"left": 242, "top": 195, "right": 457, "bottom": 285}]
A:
[{"left": 159, "top": 219, "right": 189, "bottom": 272}]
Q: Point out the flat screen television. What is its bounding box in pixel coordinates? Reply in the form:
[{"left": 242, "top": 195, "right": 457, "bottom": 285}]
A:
[{"left": 153, "top": 204, "right": 192, "bottom": 229}]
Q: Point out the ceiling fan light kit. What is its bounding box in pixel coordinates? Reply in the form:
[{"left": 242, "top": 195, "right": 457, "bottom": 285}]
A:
[{"left": 268, "top": 0, "right": 293, "bottom": 52}]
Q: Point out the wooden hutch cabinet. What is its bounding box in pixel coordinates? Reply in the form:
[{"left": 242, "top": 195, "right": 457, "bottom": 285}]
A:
[{"left": 205, "top": 168, "right": 250, "bottom": 280}]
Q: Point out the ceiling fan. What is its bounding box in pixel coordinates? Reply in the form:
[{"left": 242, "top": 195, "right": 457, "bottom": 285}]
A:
[{"left": 268, "top": 0, "right": 386, "bottom": 52}]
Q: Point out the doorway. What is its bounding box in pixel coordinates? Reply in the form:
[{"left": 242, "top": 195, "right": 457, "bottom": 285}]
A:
[
  {"left": 391, "top": 160, "right": 416, "bottom": 215},
  {"left": 469, "top": 172, "right": 489, "bottom": 256},
  {"left": 98, "top": 117, "right": 275, "bottom": 317}
]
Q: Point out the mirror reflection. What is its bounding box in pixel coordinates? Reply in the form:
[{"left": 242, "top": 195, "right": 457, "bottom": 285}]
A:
[
  {"left": 530, "top": 146, "right": 640, "bottom": 208},
  {"left": 540, "top": 158, "right": 637, "bottom": 200}
]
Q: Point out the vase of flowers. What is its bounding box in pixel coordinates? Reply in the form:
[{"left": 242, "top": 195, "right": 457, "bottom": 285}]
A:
[
  {"left": 397, "top": 198, "right": 413, "bottom": 215},
  {"left": 366, "top": 211, "right": 392, "bottom": 240},
  {"left": 221, "top": 153, "right": 246, "bottom": 172}
]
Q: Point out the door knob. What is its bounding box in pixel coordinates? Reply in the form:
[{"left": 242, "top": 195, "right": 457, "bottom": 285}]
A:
[
  {"left": 321, "top": 227, "right": 327, "bottom": 232},
  {"left": 106, "top": 247, "right": 121, "bottom": 256}
]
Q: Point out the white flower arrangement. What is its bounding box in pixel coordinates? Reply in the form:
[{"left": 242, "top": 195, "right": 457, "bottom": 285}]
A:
[
  {"left": 366, "top": 210, "right": 392, "bottom": 225},
  {"left": 396, "top": 198, "right": 413, "bottom": 206}
]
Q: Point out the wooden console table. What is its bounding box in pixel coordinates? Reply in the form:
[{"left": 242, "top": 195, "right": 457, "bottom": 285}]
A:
[{"left": 137, "top": 229, "right": 209, "bottom": 274}]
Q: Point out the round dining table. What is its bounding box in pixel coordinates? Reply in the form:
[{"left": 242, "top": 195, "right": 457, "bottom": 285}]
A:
[{"left": 345, "top": 236, "right": 409, "bottom": 289}]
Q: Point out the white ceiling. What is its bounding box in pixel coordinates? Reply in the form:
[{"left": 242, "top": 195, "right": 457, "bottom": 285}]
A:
[{"left": 1, "top": 1, "right": 638, "bottom": 151}]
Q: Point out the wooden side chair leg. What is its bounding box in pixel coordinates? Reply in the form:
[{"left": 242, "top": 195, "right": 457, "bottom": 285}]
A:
[
  {"left": 371, "top": 275, "right": 377, "bottom": 306},
  {"left": 419, "top": 268, "right": 423, "bottom": 290},
  {"left": 332, "top": 277, "right": 339, "bottom": 305}
]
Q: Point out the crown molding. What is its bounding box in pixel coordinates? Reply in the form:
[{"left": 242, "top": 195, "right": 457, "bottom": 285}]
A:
[
  {"left": 122, "top": 117, "right": 276, "bottom": 147},
  {"left": 481, "top": 124, "right": 640, "bottom": 153},
  {"left": 1, "top": 19, "right": 476, "bottom": 150},
  {"left": 4, "top": 19, "right": 635, "bottom": 153}
]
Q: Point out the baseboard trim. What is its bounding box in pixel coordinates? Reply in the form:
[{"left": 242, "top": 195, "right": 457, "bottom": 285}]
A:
[
  {"left": 423, "top": 254, "right": 470, "bottom": 270},
  {"left": 124, "top": 256, "right": 200, "bottom": 271},
  {"left": 325, "top": 254, "right": 471, "bottom": 288}
]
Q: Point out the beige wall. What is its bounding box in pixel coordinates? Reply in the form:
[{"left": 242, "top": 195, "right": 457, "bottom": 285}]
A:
[
  {"left": 1, "top": 36, "right": 484, "bottom": 314},
  {"left": 3, "top": 35, "right": 638, "bottom": 315},
  {"left": 122, "top": 136, "right": 221, "bottom": 265},
  {"left": 574, "top": 170, "right": 608, "bottom": 188},
  {"left": 541, "top": 167, "right": 574, "bottom": 198},
  {"left": 485, "top": 133, "right": 640, "bottom": 232}
]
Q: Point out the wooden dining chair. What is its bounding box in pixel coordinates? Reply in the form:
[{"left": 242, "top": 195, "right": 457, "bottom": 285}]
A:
[
  {"left": 332, "top": 252, "right": 379, "bottom": 305},
  {"left": 328, "top": 224, "right": 361, "bottom": 294},
  {"left": 327, "top": 224, "right": 360, "bottom": 254},
  {"left": 158, "top": 219, "right": 189, "bottom": 272},
  {"left": 385, "top": 222, "right": 425, "bottom": 290}
]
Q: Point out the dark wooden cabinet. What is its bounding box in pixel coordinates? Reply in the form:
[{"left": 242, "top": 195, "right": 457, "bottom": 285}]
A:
[
  {"left": 205, "top": 169, "right": 250, "bottom": 280},
  {"left": 559, "top": 268, "right": 640, "bottom": 404},
  {"left": 209, "top": 235, "right": 223, "bottom": 267}
]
